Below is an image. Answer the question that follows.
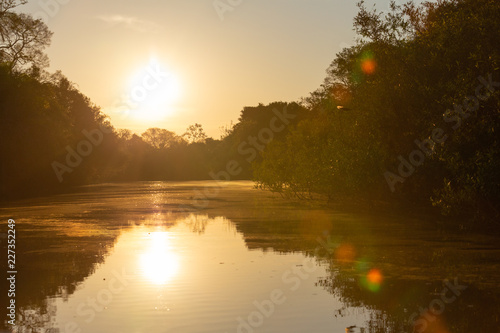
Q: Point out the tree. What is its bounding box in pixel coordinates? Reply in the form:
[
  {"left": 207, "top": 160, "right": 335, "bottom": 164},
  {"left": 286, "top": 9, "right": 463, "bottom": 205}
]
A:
[
  {"left": 254, "top": 0, "right": 500, "bottom": 225},
  {"left": 0, "top": 0, "right": 26, "bottom": 19},
  {"left": 219, "top": 121, "right": 234, "bottom": 140},
  {"left": 183, "top": 123, "right": 207, "bottom": 144},
  {"left": 141, "top": 128, "right": 180, "bottom": 149},
  {"left": 117, "top": 129, "right": 132, "bottom": 141},
  {"left": 0, "top": 0, "right": 52, "bottom": 72}
]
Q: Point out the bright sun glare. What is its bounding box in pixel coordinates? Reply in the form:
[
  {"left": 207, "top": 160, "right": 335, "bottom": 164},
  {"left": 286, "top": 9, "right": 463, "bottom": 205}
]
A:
[
  {"left": 140, "top": 232, "right": 180, "bottom": 285},
  {"left": 125, "top": 59, "right": 181, "bottom": 122}
]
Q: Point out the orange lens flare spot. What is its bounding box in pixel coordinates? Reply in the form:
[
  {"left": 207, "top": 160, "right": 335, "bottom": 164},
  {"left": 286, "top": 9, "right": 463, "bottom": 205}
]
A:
[
  {"left": 362, "top": 268, "right": 383, "bottom": 292},
  {"left": 361, "top": 59, "right": 377, "bottom": 75},
  {"left": 335, "top": 243, "right": 356, "bottom": 263},
  {"left": 367, "top": 268, "right": 383, "bottom": 285}
]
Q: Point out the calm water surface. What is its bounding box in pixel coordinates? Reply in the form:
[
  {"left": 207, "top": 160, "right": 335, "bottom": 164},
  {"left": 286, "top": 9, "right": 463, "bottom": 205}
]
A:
[{"left": 1, "top": 181, "right": 499, "bottom": 333}]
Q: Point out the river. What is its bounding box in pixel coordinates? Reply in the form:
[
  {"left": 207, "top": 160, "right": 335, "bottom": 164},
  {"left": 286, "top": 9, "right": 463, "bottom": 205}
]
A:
[{"left": 1, "top": 181, "right": 499, "bottom": 333}]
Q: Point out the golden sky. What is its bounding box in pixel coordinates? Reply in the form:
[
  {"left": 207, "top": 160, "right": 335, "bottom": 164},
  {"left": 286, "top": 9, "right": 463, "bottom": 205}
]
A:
[{"left": 19, "top": 0, "right": 404, "bottom": 138}]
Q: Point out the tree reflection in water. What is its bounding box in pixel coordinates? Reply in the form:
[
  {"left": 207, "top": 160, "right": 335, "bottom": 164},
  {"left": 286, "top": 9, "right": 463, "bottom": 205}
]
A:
[{"left": 2, "top": 183, "right": 500, "bottom": 333}]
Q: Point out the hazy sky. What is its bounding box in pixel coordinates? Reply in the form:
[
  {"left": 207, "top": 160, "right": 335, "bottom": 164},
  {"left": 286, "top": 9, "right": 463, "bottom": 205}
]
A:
[{"left": 19, "top": 0, "right": 400, "bottom": 138}]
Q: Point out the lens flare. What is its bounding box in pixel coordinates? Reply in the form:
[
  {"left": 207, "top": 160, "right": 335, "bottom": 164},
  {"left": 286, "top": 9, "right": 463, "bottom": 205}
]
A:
[
  {"left": 359, "top": 50, "right": 377, "bottom": 75},
  {"left": 361, "top": 59, "right": 377, "bottom": 75},
  {"left": 367, "top": 268, "right": 383, "bottom": 285},
  {"left": 361, "top": 268, "right": 383, "bottom": 292}
]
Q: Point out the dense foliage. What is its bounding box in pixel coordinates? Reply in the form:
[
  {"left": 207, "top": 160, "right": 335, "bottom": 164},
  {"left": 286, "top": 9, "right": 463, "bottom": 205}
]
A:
[{"left": 255, "top": 0, "right": 500, "bottom": 225}]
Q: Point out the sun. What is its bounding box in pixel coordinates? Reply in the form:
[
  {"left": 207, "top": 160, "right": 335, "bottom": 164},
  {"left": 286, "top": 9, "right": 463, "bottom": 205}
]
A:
[
  {"left": 139, "top": 232, "right": 180, "bottom": 285},
  {"left": 124, "top": 59, "right": 181, "bottom": 122}
]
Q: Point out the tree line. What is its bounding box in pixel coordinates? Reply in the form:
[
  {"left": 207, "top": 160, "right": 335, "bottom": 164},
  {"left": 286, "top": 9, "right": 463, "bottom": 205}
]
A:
[
  {"left": 0, "top": 1, "right": 304, "bottom": 199},
  {"left": 254, "top": 0, "right": 500, "bottom": 226}
]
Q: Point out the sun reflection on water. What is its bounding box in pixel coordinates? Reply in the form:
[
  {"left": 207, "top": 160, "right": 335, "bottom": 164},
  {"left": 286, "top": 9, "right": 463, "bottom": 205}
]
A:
[{"left": 139, "top": 232, "right": 180, "bottom": 285}]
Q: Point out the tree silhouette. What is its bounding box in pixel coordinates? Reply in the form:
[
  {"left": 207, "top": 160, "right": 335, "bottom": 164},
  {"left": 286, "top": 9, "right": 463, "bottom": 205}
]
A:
[
  {"left": 0, "top": 0, "right": 52, "bottom": 72},
  {"left": 142, "top": 128, "right": 181, "bottom": 149},
  {"left": 183, "top": 123, "right": 207, "bottom": 144}
]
